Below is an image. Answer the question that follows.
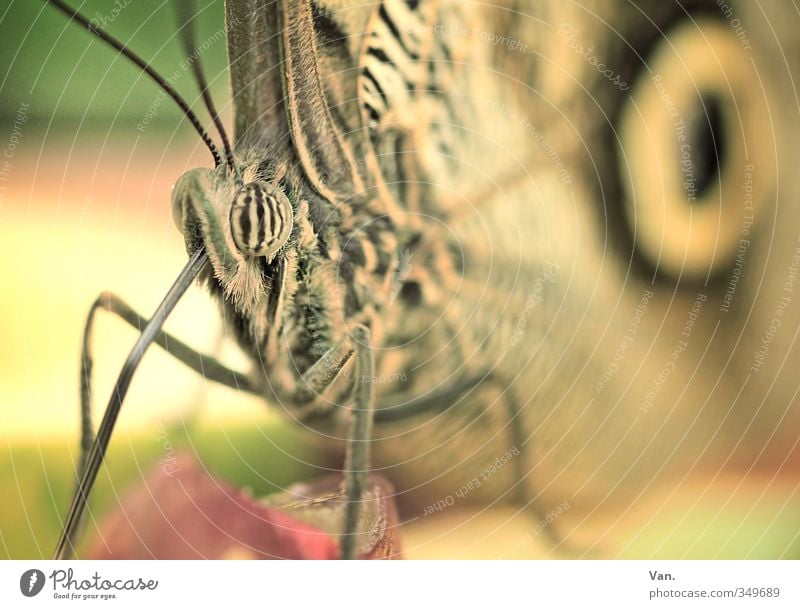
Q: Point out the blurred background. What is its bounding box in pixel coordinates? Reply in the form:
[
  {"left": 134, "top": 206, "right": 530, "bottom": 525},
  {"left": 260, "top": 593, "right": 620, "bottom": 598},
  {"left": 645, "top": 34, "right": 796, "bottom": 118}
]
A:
[{"left": 1, "top": 0, "right": 798, "bottom": 559}]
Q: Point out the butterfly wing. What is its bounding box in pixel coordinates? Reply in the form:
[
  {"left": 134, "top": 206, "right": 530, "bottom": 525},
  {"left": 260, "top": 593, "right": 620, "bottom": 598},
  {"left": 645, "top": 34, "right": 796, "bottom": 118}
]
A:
[
  {"left": 225, "top": 0, "right": 285, "bottom": 144},
  {"left": 225, "top": 0, "right": 374, "bottom": 204}
]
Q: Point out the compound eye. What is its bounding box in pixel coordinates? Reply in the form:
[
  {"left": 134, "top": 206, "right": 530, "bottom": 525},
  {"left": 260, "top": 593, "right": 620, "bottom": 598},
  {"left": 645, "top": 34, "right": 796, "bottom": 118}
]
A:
[{"left": 229, "top": 181, "right": 293, "bottom": 258}]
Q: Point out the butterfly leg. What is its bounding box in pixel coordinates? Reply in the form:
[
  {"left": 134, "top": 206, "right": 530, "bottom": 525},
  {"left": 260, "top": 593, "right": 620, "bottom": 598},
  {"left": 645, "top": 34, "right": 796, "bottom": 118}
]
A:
[
  {"left": 340, "top": 325, "right": 375, "bottom": 560},
  {"left": 476, "top": 376, "right": 574, "bottom": 554},
  {"left": 77, "top": 293, "right": 375, "bottom": 560},
  {"left": 57, "top": 250, "right": 214, "bottom": 559},
  {"left": 267, "top": 325, "right": 375, "bottom": 559},
  {"left": 487, "top": 374, "right": 567, "bottom": 550},
  {"left": 375, "top": 371, "right": 566, "bottom": 552},
  {"left": 78, "top": 291, "right": 256, "bottom": 475},
  {"left": 374, "top": 371, "right": 487, "bottom": 424}
]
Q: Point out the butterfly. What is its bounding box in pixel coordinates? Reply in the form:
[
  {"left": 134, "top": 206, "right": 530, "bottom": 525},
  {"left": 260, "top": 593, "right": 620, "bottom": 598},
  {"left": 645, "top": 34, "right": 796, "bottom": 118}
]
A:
[{"left": 44, "top": 0, "right": 800, "bottom": 559}]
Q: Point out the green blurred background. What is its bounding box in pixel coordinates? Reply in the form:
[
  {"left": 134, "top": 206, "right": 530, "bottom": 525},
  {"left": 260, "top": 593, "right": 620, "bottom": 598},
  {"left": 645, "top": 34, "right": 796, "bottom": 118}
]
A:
[
  {"left": 1, "top": 0, "right": 230, "bottom": 127},
  {"left": 0, "top": 0, "right": 798, "bottom": 559}
]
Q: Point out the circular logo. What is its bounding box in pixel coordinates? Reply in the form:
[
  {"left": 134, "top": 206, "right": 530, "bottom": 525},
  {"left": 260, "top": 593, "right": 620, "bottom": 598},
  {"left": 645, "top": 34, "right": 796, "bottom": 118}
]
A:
[{"left": 19, "top": 569, "right": 45, "bottom": 597}]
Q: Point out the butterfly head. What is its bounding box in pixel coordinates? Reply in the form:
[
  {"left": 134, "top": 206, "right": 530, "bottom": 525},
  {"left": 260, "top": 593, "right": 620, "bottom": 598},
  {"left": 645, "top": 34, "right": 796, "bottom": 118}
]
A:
[
  {"left": 169, "top": 163, "right": 300, "bottom": 318},
  {"left": 171, "top": 166, "right": 294, "bottom": 262}
]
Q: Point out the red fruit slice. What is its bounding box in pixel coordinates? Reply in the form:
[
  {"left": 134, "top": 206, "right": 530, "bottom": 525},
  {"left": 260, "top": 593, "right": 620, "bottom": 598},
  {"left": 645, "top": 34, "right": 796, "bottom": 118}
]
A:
[{"left": 85, "top": 453, "right": 402, "bottom": 560}]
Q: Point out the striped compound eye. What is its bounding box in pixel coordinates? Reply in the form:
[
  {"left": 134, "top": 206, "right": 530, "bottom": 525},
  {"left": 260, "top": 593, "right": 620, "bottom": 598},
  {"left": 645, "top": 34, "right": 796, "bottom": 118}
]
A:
[{"left": 229, "top": 182, "right": 293, "bottom": 258}]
